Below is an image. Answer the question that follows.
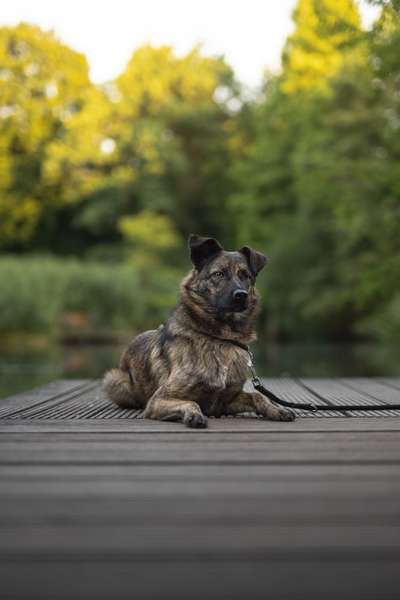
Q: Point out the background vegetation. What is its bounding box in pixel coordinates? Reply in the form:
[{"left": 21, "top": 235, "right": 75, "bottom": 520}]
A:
[{"left": 0, "top": 0, "right": 399, "bottom": 343}]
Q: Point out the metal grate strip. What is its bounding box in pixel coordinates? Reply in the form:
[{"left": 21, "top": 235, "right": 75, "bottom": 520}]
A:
[
  {"left": 259, "top": 378, "right": 346, "bottom": 418},
  {"left": 4, "top": 382, "right": 98, "bottom": 420},
  {"left": 28, "top": 389, "right": 102, "bottom": 420},
  {"left": 379, "top": 378, "right": 400, "bottom": 391},
  {"left": 0, "top": 380, "right": 91, "bottom": 419},
  {"left": 4, "top": 383, "right": 144, "bottom": 420},
  {"left": 300, "top": 379, "right": 400, "bottom": 417},
  {"left": 2, "top": 378, "right": 400, "bottom": 421},
  {"left": 339, "top": 379, "right": 400, "bottom": 415}
]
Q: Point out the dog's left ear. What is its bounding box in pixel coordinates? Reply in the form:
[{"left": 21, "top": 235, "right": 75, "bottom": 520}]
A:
[
  {"left": 189, "top": 234, "right": 223, "bottom": 271},
  {"left": 238, "top": 245, "right": 267, "bottom": 278}
]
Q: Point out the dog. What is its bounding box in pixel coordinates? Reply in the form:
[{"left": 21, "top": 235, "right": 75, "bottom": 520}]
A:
[{"left": 103, "top": 234, "right": 295, "bottom": 427}]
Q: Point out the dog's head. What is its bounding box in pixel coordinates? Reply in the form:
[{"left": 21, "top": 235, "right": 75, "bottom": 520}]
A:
[{"left": 185, "top": 234, "right": 267, "bottom": 321}]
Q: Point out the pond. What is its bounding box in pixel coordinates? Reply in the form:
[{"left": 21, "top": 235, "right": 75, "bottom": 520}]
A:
[{"left": 1, "top": 339, "right": 399, "bottom": 400}]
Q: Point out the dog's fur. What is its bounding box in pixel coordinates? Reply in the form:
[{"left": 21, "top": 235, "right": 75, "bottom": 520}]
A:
[{"left": 103, "top": 234, "right": 295, "bottom": 427}]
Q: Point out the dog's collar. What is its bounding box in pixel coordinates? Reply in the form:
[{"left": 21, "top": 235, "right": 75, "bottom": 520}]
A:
[
  {"left": 200, "top": 332, "right": 250, "bottom": 352},
  {"left": 170, "top": 325, "right": 250, "bottom": 352},
  {"left": 159, "top": 323, "right": 250, "bottom": 353}
]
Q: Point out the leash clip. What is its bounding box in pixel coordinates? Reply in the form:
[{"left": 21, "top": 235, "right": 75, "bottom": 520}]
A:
[
  {"left": 252, "top": 376, "right": 262, "bottom": 388},
  {"left": 247, "top": 350, "right": 261, "bottom": 387}
]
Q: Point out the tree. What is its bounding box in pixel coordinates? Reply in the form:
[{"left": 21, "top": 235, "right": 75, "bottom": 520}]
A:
[
  {"left": 291, "top": 1, "right": 400, "bottom": 340},
  {"left": 281, "top": 0, "right": 362, "bottom": 94},
  {"left": 38, "top": 44, "right": 242, "bottom": 256},
  {"left": 0, "top": 23, "right": 90, "bottom": 247},
  {"left": 230, "top": 0, "right": 366, "bottom": 339},
  {"left": 115, "top": 45, "right": 242, "bottom": 245}
]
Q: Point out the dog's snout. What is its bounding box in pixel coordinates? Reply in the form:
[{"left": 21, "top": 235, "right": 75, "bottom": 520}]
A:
[{"left": 232, "top": 289, "right": 248, "bottom": 304}]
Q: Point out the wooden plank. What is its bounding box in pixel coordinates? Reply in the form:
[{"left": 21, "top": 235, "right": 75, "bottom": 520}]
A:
[
  {"left": 379, "top": 377, "right": 400, "bottom": 390},
  {"left": 0, "top": 464, "right": 398, "bottom": 506},
  {"left": 2, "top": 416, "right": 400, "bottom": 432},
  {"left": 253, "top": 378, "right": 346, "bottom": 417},
  {"left": 4, "top": 381, "right": 100, "bottom": 420},
  {"left": 0, "top": 379, "right": 90, "bottom": 417},
  {"left": 1, "top": 475, "right": 399, "bottom": 498},
  {"left": 2, "top": 431, "right": 400, "bottom": 448},
  {"left": 1, "top": 521, "right": 400, "bottom": 555},
  {"left": 19, "top": 386, "right": 105, "bottom": 420},
  {"left": 2, "top": 430, "right": 400, "bottom": 442},
  {"left": 341, "top": 378, "right": 400, "bottom": 406},
  {"left": 1, "top": 494, "right": 398, "bottom": 526},
  {"left": 1, "top": 462, "right": 399, "bottom": 482},
  {"left": 0, "top": 379, "right": 89, "bottom": 415},
  {"left": 1, "top": 437, "right": 400, "bottom": 464},
  {"left": 0, "top": 561, "right": 399, "bottom": 600},
  {"left": 299, "top": 378, "right": 400, "bottom": 417}
]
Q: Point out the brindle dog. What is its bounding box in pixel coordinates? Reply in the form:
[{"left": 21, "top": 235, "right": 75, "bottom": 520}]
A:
[{"left": 103, "top": 234, "right": 295, "bottom": 427}]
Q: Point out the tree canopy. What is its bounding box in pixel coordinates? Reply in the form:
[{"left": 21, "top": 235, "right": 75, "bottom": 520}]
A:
[
  {"left": 1, "top": 2, "right": 399, "bottom": 341},
  {"left": 0, "top": 23, "right": 90, "bottom": 245}
]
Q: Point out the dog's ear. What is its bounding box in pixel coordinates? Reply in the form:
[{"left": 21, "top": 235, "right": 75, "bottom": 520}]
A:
[
  {"left": 238, "top": 245, "right": 267, "bottom": 278},
  {"left": 188, "top": 234, "right": 223, "bottom": 271}
]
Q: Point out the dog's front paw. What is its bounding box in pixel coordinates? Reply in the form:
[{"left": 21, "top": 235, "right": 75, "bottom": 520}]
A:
[
  {"left": 183, "top": 411, "right": 208, "bottom": 429},
  {"left": 276, "top": 407, "right": 296, "bottom": 421},
  {"left": 260, "top": 405, "right": 296, "bottom": 422}
]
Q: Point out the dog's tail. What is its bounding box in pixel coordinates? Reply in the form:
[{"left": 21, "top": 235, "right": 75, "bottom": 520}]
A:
[{"left": 102, "top": 368, "right": 136, "bottom": 408}]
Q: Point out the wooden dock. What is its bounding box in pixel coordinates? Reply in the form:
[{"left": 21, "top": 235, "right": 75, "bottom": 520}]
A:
[{"left": 1, "top": 377, "right": 400, "bottom": 599}]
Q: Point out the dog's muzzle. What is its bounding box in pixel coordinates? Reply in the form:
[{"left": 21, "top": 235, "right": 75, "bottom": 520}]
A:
[{"left": 232, "top": 289, "right": 248, "bottom": 311}]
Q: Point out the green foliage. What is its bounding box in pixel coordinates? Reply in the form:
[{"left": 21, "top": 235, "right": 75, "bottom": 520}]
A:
[
  {"left": 281, "top": 0, "right": 362, "bottom": 93},
  {"left": 0, "top": 256, "right": 180, "bottom": 336},
  {"left": 38, "top": 43, "right": 241, "bottom": 251},
  {"left": 0, "top": 257, "right": 66, "bottom": 333},
  {"left": 0, "top": 23, "right": 90, "bottom": 245},
  {"left": 358, "top": 294, "right": 400, "bottom": 342},
  {"left": 231, "top": 0, "right": 400, "bottom": 341},
  {"left": 61, "top": 262, "right": 145, "bottom": 331},
  {"left": 1, "top": 7, "right": 400, "bottom": 342},
  {"left": 119, "top": 210, "right": 180, "bottom": 254}
]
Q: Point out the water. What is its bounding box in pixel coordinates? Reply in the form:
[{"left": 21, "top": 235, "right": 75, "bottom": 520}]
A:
[
  {"left": 0, "top": 339, "right": 399, "bottom": 400},
  {"left": 0, "top": 343, "right": 121, "bottom": 400}
]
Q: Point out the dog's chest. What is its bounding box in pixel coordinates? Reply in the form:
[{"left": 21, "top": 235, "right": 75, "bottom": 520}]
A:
[{"left": 201, "top": 342, "right": 249, "bottom": 390}]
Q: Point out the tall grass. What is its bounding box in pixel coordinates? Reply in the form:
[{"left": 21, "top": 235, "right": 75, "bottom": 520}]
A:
[{"left": 0, "top": 256, "right": 180, "bottom": 338}]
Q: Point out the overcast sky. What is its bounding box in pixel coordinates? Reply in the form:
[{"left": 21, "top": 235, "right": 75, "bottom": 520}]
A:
[{"left": 1, "top": 0, "right": 379, "bottom": 87}]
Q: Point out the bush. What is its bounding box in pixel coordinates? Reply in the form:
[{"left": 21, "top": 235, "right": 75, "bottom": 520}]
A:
[
  {"left": 357, "top": 294, "right": 400, "bottom": 343},
  {"left": 0, "top": 257, "right": 66, "bottom": 333},
  {"left": 0, "top": 256, "right": 180, "bottom": 337},
  {"left": 62, "top": 262, "right": 144, "bottom": 331}
]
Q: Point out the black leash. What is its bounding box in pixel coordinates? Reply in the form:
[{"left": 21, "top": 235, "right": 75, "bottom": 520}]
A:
[{"left": 242, "top": 343, "right": 400, "bottom": 413}]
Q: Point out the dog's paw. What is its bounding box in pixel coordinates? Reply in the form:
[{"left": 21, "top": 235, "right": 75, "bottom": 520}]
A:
[
  {"left": 261, "top": 406, "right": 296, "bottom": 422},
  {"left": 274, "top": 407, "right": 296, "bottom": 421},
  {"left": 184, "top": 412, "right": 208, "bottom": 429}
]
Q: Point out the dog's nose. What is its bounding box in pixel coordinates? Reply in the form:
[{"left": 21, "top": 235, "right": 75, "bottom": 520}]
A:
[{"left": 233, "top": 289, "right": 248, "bottom": 304}]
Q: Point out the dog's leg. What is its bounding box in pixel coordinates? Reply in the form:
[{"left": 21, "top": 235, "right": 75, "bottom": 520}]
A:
[
  {"left": 144, "top": 392, "right": 208, "bottom": 428},
  {"left": 103, "top": 368, "right": 143, "bottom": 408},
  {"left": 224, "top": 390, "right": 295, "bottom": 421}
]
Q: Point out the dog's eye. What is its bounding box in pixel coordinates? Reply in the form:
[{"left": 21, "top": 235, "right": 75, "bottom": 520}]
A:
[{"left": 212, "top": 271, "right": 225, "bottom": 279}]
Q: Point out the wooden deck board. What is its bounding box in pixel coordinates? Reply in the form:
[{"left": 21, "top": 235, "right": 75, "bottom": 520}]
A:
[
  {"left": 1, "top": 561, "right": 399, "bottom": 600},
  {"left": 1, "top": 378, "right": 400, "bottom": 599},
  {"left": 0, "top": 379, "right": 89, "bottom": 417}
]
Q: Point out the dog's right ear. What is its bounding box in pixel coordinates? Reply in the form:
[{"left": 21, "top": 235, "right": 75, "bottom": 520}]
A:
[
  {"left": 238, "top": 245, "right": 267, "bottom": 278},
  {"left": 188, "top": 234, "right": 223, "bottom": 271}
]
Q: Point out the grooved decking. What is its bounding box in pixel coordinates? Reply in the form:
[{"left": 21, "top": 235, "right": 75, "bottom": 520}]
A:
[{"left": 1, "top": 378, "right": 400, "bottom": 599}]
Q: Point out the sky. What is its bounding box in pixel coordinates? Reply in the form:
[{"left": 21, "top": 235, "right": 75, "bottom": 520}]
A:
[{"left": 1, "top": 0, "right": 380, "bottom": 87}]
